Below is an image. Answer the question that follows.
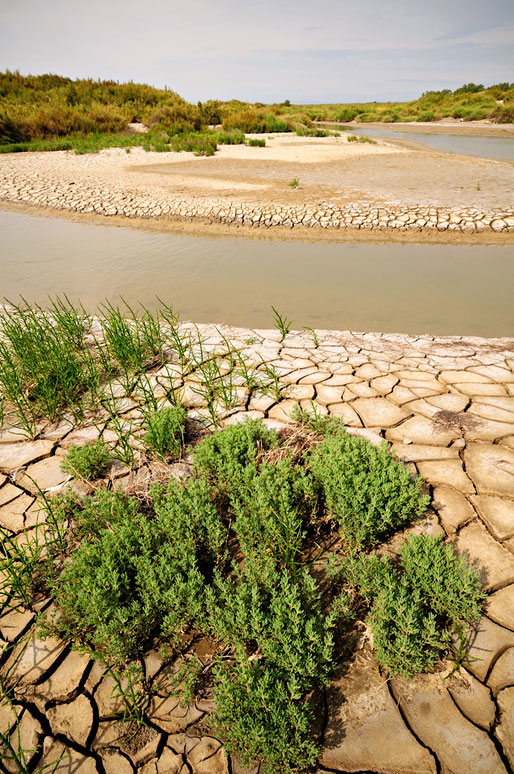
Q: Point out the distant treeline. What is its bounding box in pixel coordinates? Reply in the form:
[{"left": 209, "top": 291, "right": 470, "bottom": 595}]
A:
[
  {"left": 1, "top": 72, "right": 512, "bottom": 151},
  {"left": 289, "top": 82, "right": 514, "bottom": 124}
]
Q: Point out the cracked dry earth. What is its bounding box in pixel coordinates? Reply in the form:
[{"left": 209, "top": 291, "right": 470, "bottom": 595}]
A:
[{"left": 1, "top": 324, "right": 514, "bottom": 774}]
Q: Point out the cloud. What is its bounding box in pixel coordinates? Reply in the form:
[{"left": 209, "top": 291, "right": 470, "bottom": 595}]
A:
[
  {"left": 0, "top": 0, "right": 512, "bottom": 102},
  {"left": 436, "top": 23, "right": 514, "bottom": 46}
]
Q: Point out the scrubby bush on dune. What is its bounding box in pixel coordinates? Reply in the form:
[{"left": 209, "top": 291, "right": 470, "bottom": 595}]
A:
[{"left": 222, "top": 109, "right": 292, "bottom": 133}]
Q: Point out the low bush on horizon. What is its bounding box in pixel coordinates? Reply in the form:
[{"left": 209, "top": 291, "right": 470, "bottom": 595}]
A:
[
  {"left": 222, "top": 109, "right": 296, "bottom": 134},
  {"left": 280, "top": 81, "right": 514, "bottom": 124}
]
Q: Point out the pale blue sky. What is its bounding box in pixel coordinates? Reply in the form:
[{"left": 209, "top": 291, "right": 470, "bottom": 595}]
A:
[{"left": 0, "top": 0, "right": 513, "bottom": 102}]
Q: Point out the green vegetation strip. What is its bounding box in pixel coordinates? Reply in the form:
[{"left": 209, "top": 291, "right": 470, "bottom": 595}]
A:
[{"left": 6, "top": 72, "right": 510, "bottom": 160}]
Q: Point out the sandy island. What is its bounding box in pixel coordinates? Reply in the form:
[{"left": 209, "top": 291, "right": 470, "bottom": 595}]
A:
[{"left": 1, "top": 129, "right": 513, "bottom": 243}]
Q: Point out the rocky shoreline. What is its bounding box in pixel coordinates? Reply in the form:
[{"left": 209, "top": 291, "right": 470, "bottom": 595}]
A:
[{"left": 1, "top": 323, "right": 514, "bottom": 773}]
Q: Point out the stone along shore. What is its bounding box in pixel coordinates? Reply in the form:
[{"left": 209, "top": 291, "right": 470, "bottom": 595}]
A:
[
  {"left": 1, "top": 324, "right": 514, "bottom": 773},
  {"left": 1, "top": 148, "right": 514, "bottom": 235}
]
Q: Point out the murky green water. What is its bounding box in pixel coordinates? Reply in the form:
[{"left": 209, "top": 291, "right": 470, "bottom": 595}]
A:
[{"left": 0, "top": 209, "right": 512, "bottom": 337}]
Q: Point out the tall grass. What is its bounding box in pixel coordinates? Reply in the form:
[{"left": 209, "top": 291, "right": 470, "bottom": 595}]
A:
[{"left": 0, "top": 298, "right": 98, "bottom": 433}]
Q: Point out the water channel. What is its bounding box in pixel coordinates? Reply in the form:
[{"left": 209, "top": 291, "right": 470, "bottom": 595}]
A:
[
  {"left": 1, "top": 209, "right": 512, "bottom": 338},
  {"left": 334, "top": 125, "right": 514, "bottom": 161}
]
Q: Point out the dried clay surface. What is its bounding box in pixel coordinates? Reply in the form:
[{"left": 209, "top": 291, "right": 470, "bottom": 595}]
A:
[{"left": 1, "top": 133, "right": 513, "bottom": 243}]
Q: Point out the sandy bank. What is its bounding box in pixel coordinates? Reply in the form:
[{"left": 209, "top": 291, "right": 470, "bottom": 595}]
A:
[
  {"left": 321, "top": 119, "right": 514, "bottom": 137},
  {"left": 0, "top": 133, "right": 513, "bottom": 242}
]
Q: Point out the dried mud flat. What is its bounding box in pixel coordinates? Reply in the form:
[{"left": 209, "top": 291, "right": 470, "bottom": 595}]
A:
[
  {"left": 1, "top": 324, "right": 514, "bottom": 773},
  {"left": 1, "top": 133, "right": 513, "bottom": 243}
]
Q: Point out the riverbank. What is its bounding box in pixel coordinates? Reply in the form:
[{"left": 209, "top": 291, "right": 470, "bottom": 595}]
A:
[
  {"left": 320, "top": 119, "right": 514, "bottom": 138},
  {"left": 1, "top": 320, "right": 514, "bottom": 773},
  {"left": 1, "top": 134, "right": 513, "bottom": 242}
]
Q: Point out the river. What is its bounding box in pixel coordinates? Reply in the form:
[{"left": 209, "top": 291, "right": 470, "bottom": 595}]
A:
[
  {"left": 1, "top": 209, "right": 512, "bottom": 337},
  {"left": 332, "top": 125, "right": 514, "bottom": 161}
]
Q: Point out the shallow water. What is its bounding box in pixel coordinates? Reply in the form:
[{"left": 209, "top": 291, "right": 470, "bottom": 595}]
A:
[
  {"left": 0, "top": 209, "right": 513, "bottom": 337},
  {"left": 340, "top": 126, "right": 514, "bottom": 161}
]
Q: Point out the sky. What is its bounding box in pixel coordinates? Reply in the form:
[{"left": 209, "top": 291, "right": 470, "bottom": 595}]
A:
[{"left": 0, "top": 0, "right": 513, "bottom": 103}]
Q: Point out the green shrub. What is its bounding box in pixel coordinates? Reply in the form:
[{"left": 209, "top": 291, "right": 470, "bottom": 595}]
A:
[
  {"left": 61, "top": 439, "right": 111, "bottom": 480},
  {"left": 217, "top": 128, "right": 246, "bottom": 144},
  {"left": 335, "top": 107, "right": 358, "bottom": 122},
  {"left": 491, "top": 105, "right": 514, "bottom": 123},
  {"left": 416, "top": 110, "right": 435, "bottom": 122},
  {"left": 247, "top": 137, "right": 266, "bottom": 146},
  {"left": 212, "top": 659, "right": 320, "bottom": 774},
  {"left": 147, "top": 100, "right": 204, "bottom": 131},
  {"left": 152, "top": 477, "right": 228, "bottom": 569},
  {"left": 144, "top": 405, "right": 187, "bottom": 460},
  {"left": 343, "top": 535, "right": 484, "bottom": 676},
  {"left": 44, "top": 483, "right": 223, "bottom": 664},
  {"left": 192, "top": 419, "right": 279, "bottom": 498},
  {"left": 308, "top": 428, "right": 429, "bottom": 548},
  {"left": 207, "top": 563, "right": 335, "bottom": 690},
  {"left": 231, "top": 459, "right": 316, "bottom": 572},
  {"left": 222, "top": 109, "right": 292, "bottom": 134}
]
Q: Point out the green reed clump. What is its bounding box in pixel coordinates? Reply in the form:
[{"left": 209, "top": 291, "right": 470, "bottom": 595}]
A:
[
  {"left": 144, "top": 405, "right": 187, "bottom": 460},
  {"left": 217, "top": 129, "right": 246, "bottom": 145},
  {"left": 308, "top": 426, "right": 429, "bottom": 549},
  {"left": 0, "top": 524, "right": 48, "bottom": 608},
  {"left": 0, "top": 709, "right": 68, "bottom": 773},
  {"left": 104, "top": 661, "right": 149, "bottom": 727},
  {"left": 247, "top": 137, "right": 266, "bottom": 147},
  {"left": 347, "top": 134, "right": 376, "bottom": 143},
  {"left": 0, "top": 298, "right": 98, "bottom": 433},
  {"left": 61, "top": 439, "right": 112, "bottom": 480},
  {"left": 100, "top": 300, "right": 165, "bottom": 377},
  {"left": 189, "top": 348, "right": 240, "bottom": 427},
  {"left": 168, "top": 132, "right": 218, "bottom": 155},
  {"left": 339, "top": 535, "right": 484, "bottom": 676}
]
